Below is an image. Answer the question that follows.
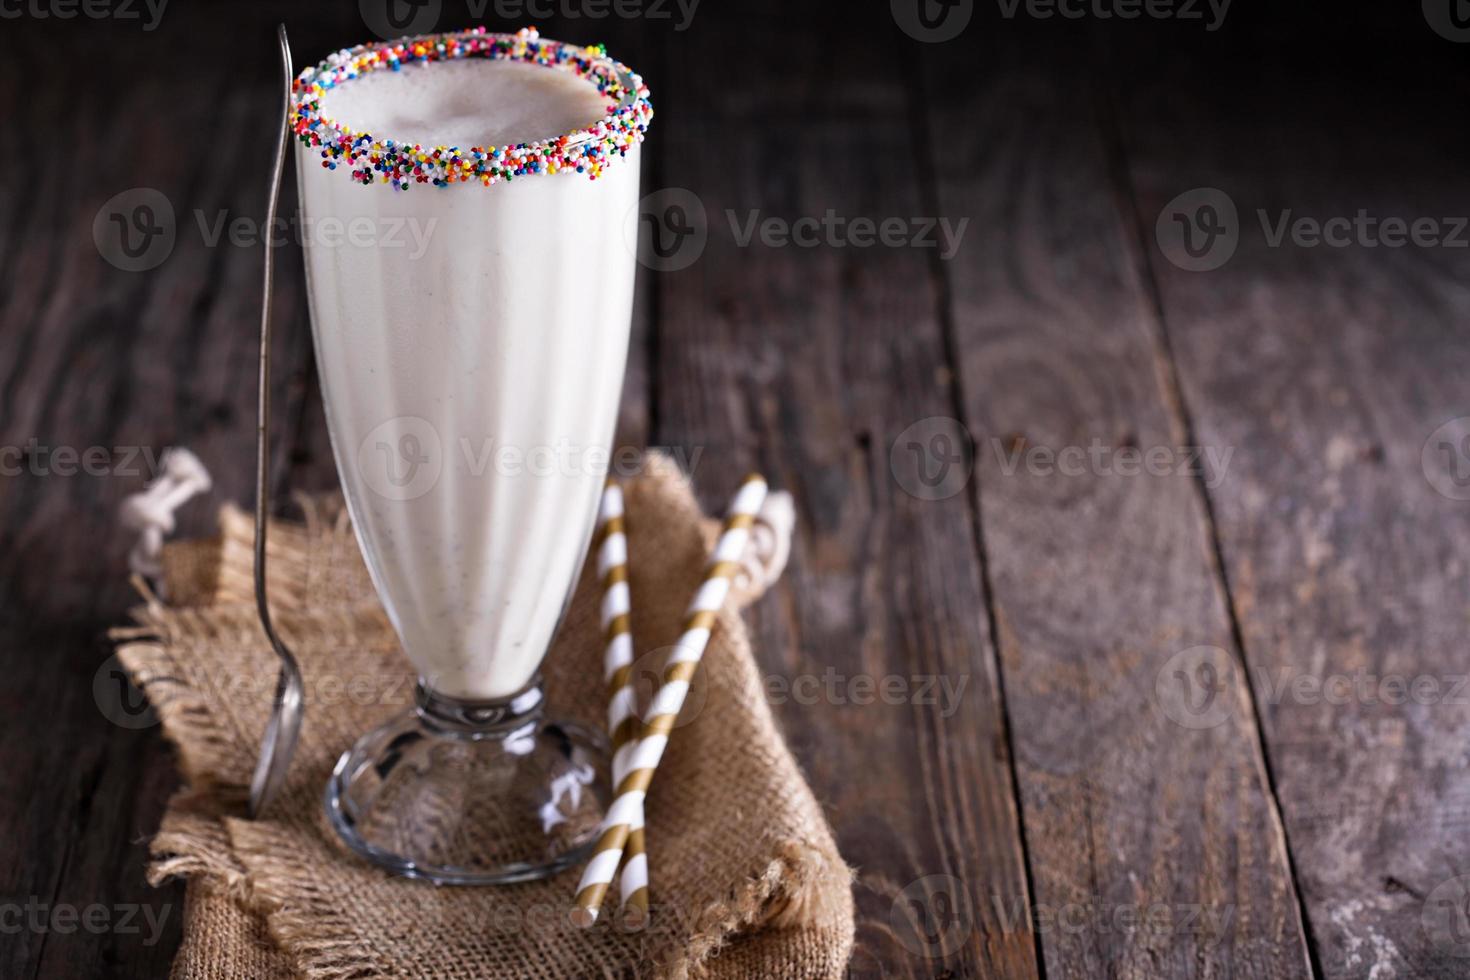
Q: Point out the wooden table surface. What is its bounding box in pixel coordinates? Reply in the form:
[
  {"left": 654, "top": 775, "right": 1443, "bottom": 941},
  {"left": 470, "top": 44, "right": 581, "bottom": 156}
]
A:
[{"left": 5, "top": 2, "right": 1470, "bottom": 977}]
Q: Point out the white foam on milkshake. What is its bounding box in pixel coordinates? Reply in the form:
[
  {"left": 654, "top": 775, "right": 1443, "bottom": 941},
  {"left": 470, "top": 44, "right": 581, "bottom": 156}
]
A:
[{"left": 321, "top": 58, "right": 610, "bottom": 149}]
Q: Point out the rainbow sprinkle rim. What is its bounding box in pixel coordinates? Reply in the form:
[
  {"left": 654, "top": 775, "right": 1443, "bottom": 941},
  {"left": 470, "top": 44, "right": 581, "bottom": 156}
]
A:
[{"left": 291, "top": 27, "right": 652, "bottom": 189}]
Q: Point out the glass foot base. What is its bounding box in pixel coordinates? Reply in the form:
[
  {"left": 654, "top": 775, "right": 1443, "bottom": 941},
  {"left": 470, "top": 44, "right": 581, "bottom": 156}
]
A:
[{"left": 324, "top": 679, "right": 609, "bottom": 885}]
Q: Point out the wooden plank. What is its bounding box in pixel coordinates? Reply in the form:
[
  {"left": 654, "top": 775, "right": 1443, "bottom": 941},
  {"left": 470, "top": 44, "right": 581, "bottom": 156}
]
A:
[
  {"left": 1112, "top": 26, "right": 1470, "bottom": 978},
  {"left": 0, "top": 29, "right": 186, "bottom": 980},
  {"left": 921, "top": 28, "right": 1314, "bottom": 978},
  {"left": 652, "top": 5, "right": 1037, "bottom": 976},
  {"left": 0, "top": 13, "right": 319, "bottom": 976}
]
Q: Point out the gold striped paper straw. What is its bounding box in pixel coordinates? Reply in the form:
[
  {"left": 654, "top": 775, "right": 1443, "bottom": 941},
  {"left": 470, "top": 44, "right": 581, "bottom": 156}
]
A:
[
  {"left": 573, "top": 473, "right": 770, "bottom": 928},
  {"left": 594, "top": 481, "right": 650, "bottom": 928}
]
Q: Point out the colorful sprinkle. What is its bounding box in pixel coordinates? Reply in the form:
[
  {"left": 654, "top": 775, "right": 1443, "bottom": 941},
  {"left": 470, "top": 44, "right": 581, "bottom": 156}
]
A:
[{"left": 291, "top": 27, "right": 652, "bottom": 190}]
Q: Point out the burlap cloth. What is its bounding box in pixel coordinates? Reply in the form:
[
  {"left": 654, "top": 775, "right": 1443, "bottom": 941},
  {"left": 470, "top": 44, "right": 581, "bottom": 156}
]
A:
[{"left": 111, "top": 457, "right": 853, "bottom": 979}]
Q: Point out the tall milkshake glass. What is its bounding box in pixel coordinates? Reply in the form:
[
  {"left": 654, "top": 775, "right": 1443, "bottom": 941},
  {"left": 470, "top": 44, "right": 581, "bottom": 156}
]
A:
[{"left": 291, "top": 27, "right": 651, "bottom": 883}]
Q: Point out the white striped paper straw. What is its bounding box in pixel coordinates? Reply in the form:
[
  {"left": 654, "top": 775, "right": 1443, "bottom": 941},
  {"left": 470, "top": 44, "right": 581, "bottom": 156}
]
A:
[
  {"left": 573, "top": 473, "right": 770, "bottom": 928},
  {"left": 594, "top": 481, "right": 650, "bottom": 928}
]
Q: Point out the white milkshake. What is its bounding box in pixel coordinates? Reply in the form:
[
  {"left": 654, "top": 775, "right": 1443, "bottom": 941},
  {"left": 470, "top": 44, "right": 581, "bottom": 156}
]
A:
[{"left": 294, "top": 30, "right": 648, "bottom": 701}]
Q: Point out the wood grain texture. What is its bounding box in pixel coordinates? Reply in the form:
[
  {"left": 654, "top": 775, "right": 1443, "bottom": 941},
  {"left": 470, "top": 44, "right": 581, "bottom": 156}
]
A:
[
  {"left": 0, "top": 13, "right": 316, "bottom": 979},
  {"left": 1110, "top": 18, "right": 1470, "bottom": 978},
  {"left": 652, "top": 5, "right": 1038, "bottom": 976},
  {"left": 7, "top": 3, "right": 1466, "bottom": 979},
  {"left": 921, "top": 24, "right": 1313, "bottom": 979}
]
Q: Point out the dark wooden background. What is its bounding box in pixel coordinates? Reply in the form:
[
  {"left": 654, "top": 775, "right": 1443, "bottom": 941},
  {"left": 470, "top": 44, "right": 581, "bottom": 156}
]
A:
[{"left": 5, "top": 1, "right": 1470, "bottom": 977}]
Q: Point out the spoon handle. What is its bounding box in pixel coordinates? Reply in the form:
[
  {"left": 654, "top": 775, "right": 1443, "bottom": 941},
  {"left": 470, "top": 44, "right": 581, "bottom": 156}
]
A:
[{"left": 248, "top": 23, "right": 305, "bottom": 819}]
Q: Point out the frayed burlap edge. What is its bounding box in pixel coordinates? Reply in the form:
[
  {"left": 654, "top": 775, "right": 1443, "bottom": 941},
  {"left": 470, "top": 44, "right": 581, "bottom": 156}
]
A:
[{"left": 212, "top": 809, "right": 851, "bottom": 980}]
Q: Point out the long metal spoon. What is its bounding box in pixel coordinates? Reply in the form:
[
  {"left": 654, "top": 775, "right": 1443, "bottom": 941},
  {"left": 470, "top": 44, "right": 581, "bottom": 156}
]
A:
[{"left": 248, "top": 23, "right": 304, "bottom": 818}]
